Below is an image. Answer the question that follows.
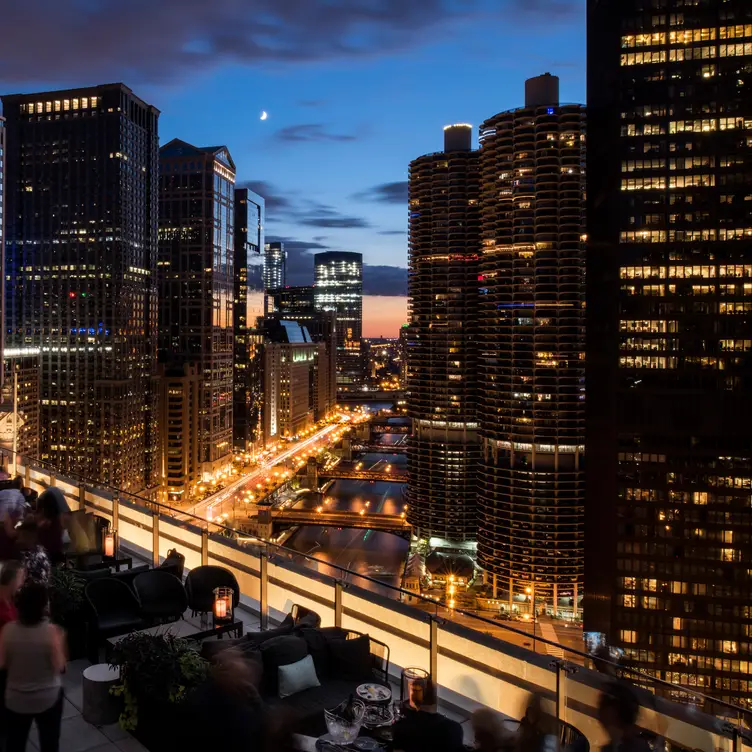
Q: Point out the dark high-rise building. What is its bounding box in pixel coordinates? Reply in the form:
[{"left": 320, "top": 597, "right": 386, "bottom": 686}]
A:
[
  {"left": 269, "top": 286, "right": 336, "bottom": 409},
  {"left": 586, "top": 1, "right": 752, "bottom": 705},
  {"left": 270, "top": 285, "right": 315, "bottom": 315},
  {"left": 406, "top": 124, "right": 481, "bottom": 543},
  {"left": 314, "top": 251, "right": 363, "bottom": 391},
  {"left": 159, "top": 139, "right": 236, "bottom": 490},
  {"left": 2, "top": 84, "right": 160, "bottom": 492},
  {"left": 233, "top": 187, "right": 265, "bottom": 454},
  {"left": 478, "top": 75, "right": 586, "bottom": 611},
  {"left": 0, "top": 115, "right": 5, "bottom": 375},
  {"left": 263, "top": 241, "right": 286, "bottom": 313}
]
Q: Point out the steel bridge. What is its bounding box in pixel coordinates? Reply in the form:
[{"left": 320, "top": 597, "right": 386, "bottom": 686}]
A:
[
  {"left": 319, "top": 468, "right": 407, "bottom": 481},
  {"left": 268, "top": 508, "right": 411, "bottom": 534}
]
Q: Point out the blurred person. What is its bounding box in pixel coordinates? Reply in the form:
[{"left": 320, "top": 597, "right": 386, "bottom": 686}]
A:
[
  {"left": 597, "top": 682, "right": 651, "bottom": 752},
  {"left": 473, "top": 707, "right": 513, "bottom": 752},
  {"left": 16, "top": 522, "right": 51, "bottom": 587},
  {"left": 36, "top": 489, "right": 70, "bottom": 565},
  {"left": 516, "top": 695, "right": 557, "bottom": 752},
  {"left": 393, "top": 678, "right": 464, "bottom": 752},
  {"left": 0, "top": 583, "right": 66, "bottom": 752},
  {"left": 0, "top": 562, "right": 25, "bottom": 631},
  {"left": 0, "top": 562, "right": 26, "bottom": 751},
  {"left": 184, "top": 648, "right": 295, "bottom": 752}
]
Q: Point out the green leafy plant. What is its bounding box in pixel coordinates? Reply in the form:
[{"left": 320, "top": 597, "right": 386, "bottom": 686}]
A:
[
  {"left": 109, "top": 632, "right": 209, "bottom": 731},
  {"left": 49, "top": 567, "right": 85, "bottom": 625}
]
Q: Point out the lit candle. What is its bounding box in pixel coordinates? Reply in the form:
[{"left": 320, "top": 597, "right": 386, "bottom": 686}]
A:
[
  {"left": 104, "top": 532, "right": 115, "bottom": 558},
  {"left": 214, "top": 597, "right": 227, "bottom": 619}
]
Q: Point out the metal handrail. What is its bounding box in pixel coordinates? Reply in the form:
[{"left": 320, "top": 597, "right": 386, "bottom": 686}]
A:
[{"left": 5, "top": 445, "right": 752, "bottom": 726}]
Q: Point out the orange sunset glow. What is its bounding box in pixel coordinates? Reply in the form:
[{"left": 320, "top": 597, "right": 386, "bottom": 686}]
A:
[{"left": 363, "top": 295, "right": 408, "bottom": 339}]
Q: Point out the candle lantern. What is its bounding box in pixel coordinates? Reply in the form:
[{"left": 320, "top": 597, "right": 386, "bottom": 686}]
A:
[
  {"left": 213, "top": 586, "right": 234, "bottom": 627},
  {"left": 400, "top": 667, "right": 431, "bottom": 710},
  {"left": 103, "top": 529, "right": 117, "bottom": 558}
]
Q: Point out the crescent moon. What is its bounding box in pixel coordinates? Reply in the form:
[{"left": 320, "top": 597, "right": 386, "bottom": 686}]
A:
[{"left": 260, "top": 111, "right": 268, "bottom": 121}]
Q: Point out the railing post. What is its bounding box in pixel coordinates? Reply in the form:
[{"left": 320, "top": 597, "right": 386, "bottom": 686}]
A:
[
  {"left": 260, "top": 552, "right": 269, "bottom": 630},
  {"left": 429, "top": 617, "right": 439, "bottom": 687},
  {"left": 152, "top": 511, "right": 160, "bottom": 568},
  {"left": 112, "top": 493, "right": 119, "bottom": 533},
  {"left": 49, "top": 471, "right": 56, "bottom": 487},
  {"left": 334, "top": 581, "right": 344, "bottom": 628},
  {"left": 24, "top": 463, "right": 30, "bottom": 487},
  {"left": 201, "top": 528, "right": 209, "bottom": 566},
  {"left": 78, "top": 482, "right": 86, "bottom": 511}
]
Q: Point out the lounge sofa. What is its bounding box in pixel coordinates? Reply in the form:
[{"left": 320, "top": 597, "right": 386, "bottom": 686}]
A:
[{"left": 203, "top": 621, "right": 390, "bottom": 736}]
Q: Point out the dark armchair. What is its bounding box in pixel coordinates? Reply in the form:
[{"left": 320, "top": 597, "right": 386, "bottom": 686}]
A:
[
  {"left": 185, "top": 565, "right": 240, "bottom": 618},
  {"left": 84, "top": 577, "right": 145, "bottom": 662},
  {"left": 133, "top": 570, "right": 188, "bottom": 623}
]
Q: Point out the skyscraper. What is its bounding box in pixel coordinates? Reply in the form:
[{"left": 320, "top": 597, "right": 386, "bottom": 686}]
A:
[
  {"left": 314, "top": 251, "right": 363, "bottom": 391},
  {"left": 233, "top": 187, "right": 265, "bottom": 454},
  {"left": 406, "top": 124, "right": 481, "bottom": 543},
  {"left": 263, "top": 241, "right": 286, "bottom": 313},
  {"left": 268, "top": 285, "right": 337, "bottom": 411},
  {"left": 586, "top": 1, "right": 752, "bottom": 704},
  {"left": 478, "top": 75, "right": 586, "bottom": 611},
  {"left": 159, "top": 139, "right": 236, "bottom": 490},
  {"left": 2, "top": 84, "right": 160, "bottom": 492},
  {"left": 0, "top": 114, "right": 5, "bottom": 378}
]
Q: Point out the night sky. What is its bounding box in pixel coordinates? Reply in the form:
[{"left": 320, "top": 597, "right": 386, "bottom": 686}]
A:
[{"left": 0, "top": 0, "right": 586, "bottom": 336}]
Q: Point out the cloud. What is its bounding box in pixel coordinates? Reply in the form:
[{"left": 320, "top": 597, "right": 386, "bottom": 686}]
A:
[
  {"left": 300, "top": 215, "right": 371, "bottom": 229},
  {"left": 0, "top": 1, "right": 577, "bottom": 85},
  {"left": 242, "top": 179, "right": 370, "bottom": 229},
  {"left": 237, "top": 180, "right": 292, "bottom": 214},
  {"left": 274, "top": 123, "right": 358, "bottom": 143},
  {"left": 298, "top": 99, "right": 327, "bottom": 108},
  {"left": 378, "top": 230, "right": 406, "bottom": 236},
  {"left": 353, "top": 181, "right": 408, "bottom": 204}
]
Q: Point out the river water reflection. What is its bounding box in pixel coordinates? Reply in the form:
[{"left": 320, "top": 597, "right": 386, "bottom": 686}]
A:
[{"left": 285, "top": 445, "right": 409, "bottom": 593}]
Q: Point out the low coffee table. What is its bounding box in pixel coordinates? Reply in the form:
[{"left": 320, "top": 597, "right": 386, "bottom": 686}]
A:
[
  {"left": 106, "top": 618, "right": 243, "bottom": 657},
  {"left": 356, "top": 683, "right": 391, "bottom": 705}
]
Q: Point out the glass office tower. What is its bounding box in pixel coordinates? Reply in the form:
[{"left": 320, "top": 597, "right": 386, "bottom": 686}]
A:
[
  {"left": 478, "top": 75, "right": 586, "bottom": 612},
  {"left": 233, "top": 187, "right": 265, "bottom": 453},
  {"left": 2, "top": 84, "right": 160, "bottom": 492},
  {"left": 159, "top": 139, "right": 236, "bottom": 486},
  {"left": 586, "top": 0, "right": 752, "bottom": 705},
  {"left": 314, "top": 251, "right": 363, "bottom": 391},
  {"left": 406, "top": 124, "right": 481, "bottom": 543},
  {"left": 263, "top": 241, "right": 286, "bottom": 313}
]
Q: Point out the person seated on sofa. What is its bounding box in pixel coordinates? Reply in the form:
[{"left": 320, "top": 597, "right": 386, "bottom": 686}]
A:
[
  {"left": 393, "top": 679, "right": 464, "bottom": 752},
  {"left": 185, "top": 648, "right": 296, "bottom": 752}
]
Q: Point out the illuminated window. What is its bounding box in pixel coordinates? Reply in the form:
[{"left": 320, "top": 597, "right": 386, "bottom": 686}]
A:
[{"left": 621, "top": 630, "right": 638, "bottom": 643}]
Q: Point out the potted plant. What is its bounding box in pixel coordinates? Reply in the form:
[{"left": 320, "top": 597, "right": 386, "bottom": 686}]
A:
[
  {"left": 48, "top": 567, "right": 87, "bottom": 659},
  {"left": 109, "top": 632, "right": 208, "bottom": 750}
]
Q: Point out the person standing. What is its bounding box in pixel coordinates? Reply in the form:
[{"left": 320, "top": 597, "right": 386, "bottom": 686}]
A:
[
  {"left": 0, "top": 562, "right": 24, "bottom": 631},
  {"left": 16, "top": 522, "right": 51, "bottom": 586},
  {"left": 0, "top": 583, "right": 66, "bottom": 752}
]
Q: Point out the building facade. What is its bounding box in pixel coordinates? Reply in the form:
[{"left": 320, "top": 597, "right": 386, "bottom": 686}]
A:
[
  {"left": 233, "top": 188, "right": 265, "bottom": 454},
  {"left": 159, "top": 364, "right": 201, "bottom": 503},
  {"left": 159, "top": 139, "right": 236, "bottom": 489},
  {"left": 263, "top": 241, "right": 286, "bottom": 313},
  {"left": 0, "top": 115, "right": 4, "bottom": 376},
  {"left": 262, "top": 320, "right": 331, "bottom": 442},
  {"left": 0, "top": 348, "right": 40, "bottom": 460},
  {"left": 478, "top": 75, "right": 586, "bottom": 611},
  {"left": 314, "top": 251, "right": 363, "bottom": 391},
  {"left": 2, "top": 84, "right": 160, "bottom": 492},
  {"left": 586, "top": 0, "right": 752, "bottom": 705},
  {"left": 406, "top": 124, "right": 481, "bottom": 543}
]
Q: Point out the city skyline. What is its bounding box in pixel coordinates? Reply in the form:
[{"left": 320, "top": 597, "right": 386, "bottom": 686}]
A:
[{"left": 0, "top": 0, "right": 586, "bottom": 337}]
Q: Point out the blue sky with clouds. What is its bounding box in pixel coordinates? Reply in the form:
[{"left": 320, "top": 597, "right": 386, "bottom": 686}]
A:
[{"left": 0, "top": 0, "right": 586, "bottom": 325}]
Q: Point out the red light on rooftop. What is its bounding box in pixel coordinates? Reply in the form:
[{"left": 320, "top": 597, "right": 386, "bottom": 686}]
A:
[{"left": 69, "top": 292, "right": 76, "bottom": 298}]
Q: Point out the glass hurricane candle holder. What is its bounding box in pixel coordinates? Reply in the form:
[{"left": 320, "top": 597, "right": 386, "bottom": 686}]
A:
[{"left": 213, "top": 586, "right": 233, "bottom": 626}]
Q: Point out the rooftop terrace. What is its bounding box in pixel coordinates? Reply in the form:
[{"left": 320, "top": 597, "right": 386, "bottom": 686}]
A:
[{"left": 5, "top": 448, "right": 751, "bottom": 752}]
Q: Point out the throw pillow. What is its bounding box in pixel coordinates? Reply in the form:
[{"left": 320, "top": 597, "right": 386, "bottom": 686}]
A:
[
  {"left": 278, "top": 654, "right": 321, "bottom": 698},
  {"left": 298, "top": 628, "right": 331, "bottom": 678},
  {"left": 259, "top": 635, "right": 308, "bottom": 694},
  {"left": 328, "top": 635, "right": 372, "bottom": 681}
]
